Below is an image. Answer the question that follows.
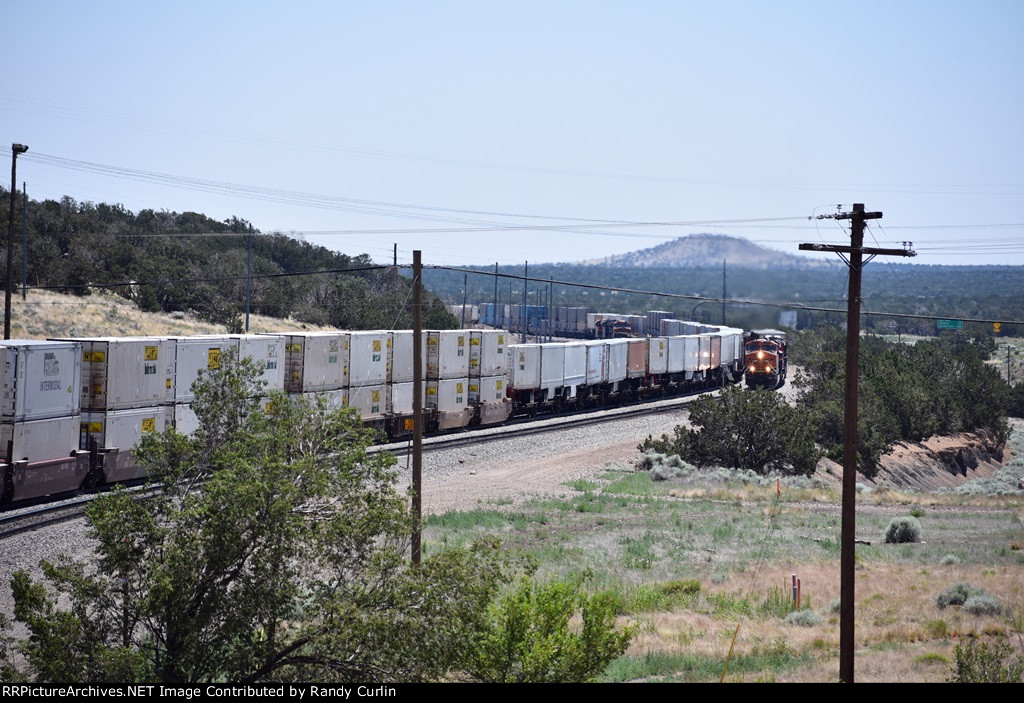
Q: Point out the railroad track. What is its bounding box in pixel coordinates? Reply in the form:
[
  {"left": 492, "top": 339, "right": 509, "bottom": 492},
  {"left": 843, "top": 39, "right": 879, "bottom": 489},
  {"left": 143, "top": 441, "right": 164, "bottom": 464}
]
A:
[{"left": 0, "top": 390, "right": 710, "bottom": 542}]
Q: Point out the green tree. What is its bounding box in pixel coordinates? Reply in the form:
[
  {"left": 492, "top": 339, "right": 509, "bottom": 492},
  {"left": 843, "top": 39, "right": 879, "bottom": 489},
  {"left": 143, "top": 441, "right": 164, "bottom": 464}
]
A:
[
  {"left": 9, "top": 355, "right": 514, "bottom": 683},
  {"left": 466, "top": 576, "right": 633, "bottom": 683},
  {"left": 641, "top": 386, "right": 820, "bottom": 475}
]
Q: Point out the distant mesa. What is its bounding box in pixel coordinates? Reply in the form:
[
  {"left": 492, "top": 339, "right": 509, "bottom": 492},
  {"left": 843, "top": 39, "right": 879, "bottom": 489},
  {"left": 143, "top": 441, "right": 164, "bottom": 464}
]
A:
[{"left": 568, "top": 233, "right": 839, "bottom": 269}]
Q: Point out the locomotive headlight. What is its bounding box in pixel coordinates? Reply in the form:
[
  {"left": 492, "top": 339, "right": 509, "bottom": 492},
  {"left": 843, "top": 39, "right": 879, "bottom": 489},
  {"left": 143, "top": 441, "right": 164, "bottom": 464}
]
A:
[
  {"left": 757, "top": 351, "right": 764, "bottom": 360},
  {"left": 749, "top": 365, "right": 756, "bottom": 373}
]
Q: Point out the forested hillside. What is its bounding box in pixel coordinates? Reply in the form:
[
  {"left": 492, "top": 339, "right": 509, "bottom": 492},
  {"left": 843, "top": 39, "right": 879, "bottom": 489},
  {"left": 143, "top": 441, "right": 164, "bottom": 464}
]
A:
[{"left": 0, "top": 188, "right": 456, "bottom": 331}]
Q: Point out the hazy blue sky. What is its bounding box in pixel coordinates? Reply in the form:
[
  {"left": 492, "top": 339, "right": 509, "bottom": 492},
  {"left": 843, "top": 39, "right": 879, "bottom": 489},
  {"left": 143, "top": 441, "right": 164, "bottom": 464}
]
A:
[{"left": 4, "top": 1, "right": 1022, "bottom": 267}]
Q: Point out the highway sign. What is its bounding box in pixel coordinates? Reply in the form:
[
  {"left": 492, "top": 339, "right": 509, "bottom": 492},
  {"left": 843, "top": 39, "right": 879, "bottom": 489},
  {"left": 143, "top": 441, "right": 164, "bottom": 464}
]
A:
[{"left": 936, "top": 319, "right": 963, "bottom": 330}]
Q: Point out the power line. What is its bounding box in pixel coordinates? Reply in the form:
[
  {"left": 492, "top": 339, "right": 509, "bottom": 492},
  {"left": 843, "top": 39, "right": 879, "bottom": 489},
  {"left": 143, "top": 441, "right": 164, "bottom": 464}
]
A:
[{"left": 424, "top": 263, "right": 1024, "bottom": 325}]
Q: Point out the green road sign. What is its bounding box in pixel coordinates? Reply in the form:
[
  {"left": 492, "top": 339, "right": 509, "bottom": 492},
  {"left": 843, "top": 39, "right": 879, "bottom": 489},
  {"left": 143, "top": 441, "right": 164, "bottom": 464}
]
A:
[{"left": 936, "top": 319, "right": 963, "bottom": 330}]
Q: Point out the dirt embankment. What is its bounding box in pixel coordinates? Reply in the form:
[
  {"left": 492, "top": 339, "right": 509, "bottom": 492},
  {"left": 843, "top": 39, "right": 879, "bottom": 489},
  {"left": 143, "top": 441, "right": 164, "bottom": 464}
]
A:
[{"left": 817, "top": 430, "right": 1008, "bottom": 491}]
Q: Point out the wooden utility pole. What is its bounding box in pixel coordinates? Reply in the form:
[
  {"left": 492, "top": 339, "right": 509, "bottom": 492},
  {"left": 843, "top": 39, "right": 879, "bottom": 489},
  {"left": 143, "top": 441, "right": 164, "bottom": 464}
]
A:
[
  {"left": 411, "top": 250, "right": 423, "bottom": 565},
  {"left": 800, "top": 204, "right": 914, "bottom": 683}
]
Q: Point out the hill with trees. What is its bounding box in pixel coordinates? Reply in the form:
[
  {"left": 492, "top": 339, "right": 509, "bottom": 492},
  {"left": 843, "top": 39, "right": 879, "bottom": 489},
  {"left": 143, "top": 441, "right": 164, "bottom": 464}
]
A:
[{"left": 0, "top": 187, "right": 456, "bottom": 331}]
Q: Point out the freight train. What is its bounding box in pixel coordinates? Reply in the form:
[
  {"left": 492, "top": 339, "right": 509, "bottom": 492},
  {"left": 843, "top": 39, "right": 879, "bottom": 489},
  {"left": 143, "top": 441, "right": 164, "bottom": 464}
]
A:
[{"left": 0, "top": 323, "right": 747, "bottom": 504}]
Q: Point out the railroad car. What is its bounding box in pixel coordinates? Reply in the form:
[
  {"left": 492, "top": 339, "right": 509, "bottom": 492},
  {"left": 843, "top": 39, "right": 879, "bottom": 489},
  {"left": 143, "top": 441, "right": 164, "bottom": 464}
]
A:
[{"left": 0, "top": 322, "right": 754, "bottom": 505}]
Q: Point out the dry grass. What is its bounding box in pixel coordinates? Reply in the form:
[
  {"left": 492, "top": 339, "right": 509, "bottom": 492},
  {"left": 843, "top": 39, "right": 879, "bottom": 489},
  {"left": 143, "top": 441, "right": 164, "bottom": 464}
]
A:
[
  {"left": 619, "top": 561, "right": 1024, "bottom": 682},
  {"left": 8, "top": 289, "right": 329, "bottom": 339}
]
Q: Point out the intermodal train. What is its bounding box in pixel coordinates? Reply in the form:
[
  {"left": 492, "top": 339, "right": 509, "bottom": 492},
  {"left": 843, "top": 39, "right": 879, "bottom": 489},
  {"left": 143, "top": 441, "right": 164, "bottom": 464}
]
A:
[{"left": 0, "top": 323, "right": 749, "bottom": 504}]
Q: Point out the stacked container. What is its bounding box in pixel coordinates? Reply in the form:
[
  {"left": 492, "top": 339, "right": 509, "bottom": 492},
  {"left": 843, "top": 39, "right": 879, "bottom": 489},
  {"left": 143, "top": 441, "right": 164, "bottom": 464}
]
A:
[
  {"left": 426, "top": 330, "right": 472, "bottom": 428},
  {"left": 57, "top": 336, "right": 173, "bottom": 483},
  {"left": 348, "top": 331, "right": 390, "bottom": 421},
  {"left": 0, "top": 340, "right": 88, "bottom": 500},
  {"left": 469, "top": 330, "right": 511, "bottom": 424}
]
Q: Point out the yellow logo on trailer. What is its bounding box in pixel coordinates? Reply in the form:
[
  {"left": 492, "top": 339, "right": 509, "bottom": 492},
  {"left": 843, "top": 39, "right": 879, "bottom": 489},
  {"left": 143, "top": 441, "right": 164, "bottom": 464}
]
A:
[
  {"left": 208, "top": 348, "right": 221, "bottom": 369},
  {"left": 141, "top": 418, "right": 156, "bottom": 432},
  {"left": 144, "top": 346, "right": 159, "bottom": 361}
]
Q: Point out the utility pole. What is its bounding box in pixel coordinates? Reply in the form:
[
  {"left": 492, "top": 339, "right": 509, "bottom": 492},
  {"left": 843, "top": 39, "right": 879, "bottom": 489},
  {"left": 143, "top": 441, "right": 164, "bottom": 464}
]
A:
[
  {"left": 461, "top": 273, "right": 467, "bottom": 328},
  {"left": 411, "top": 250, "right": 423, "bottom": 565},
  {"left": 800, "top": 204, "right": 915, "bottom": 683},
  {"left": 21, "top": 182, "right": 27, "bottom": 301},
  {"left": 6, "top": 143, "right": 28, "bottom": 340},
  {"left": 245, "top": 224, "right": 252, "bottom": 332},
  {"left": 493, "top": 262, "right": 498, "bottom": 326},
  {"left": 521, "top": 261, "right": 528, "bottom": 344},
  {"left": 722, "top": 259, "right": 727, "bottom": 325},
  {"left": 393, "top": 243, "right": 398, "bottom": 270}
]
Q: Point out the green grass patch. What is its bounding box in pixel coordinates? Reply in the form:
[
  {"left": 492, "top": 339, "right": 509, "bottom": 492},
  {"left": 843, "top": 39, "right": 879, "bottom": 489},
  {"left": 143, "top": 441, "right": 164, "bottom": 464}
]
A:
[
  {"left": 564, "top": 479, "right": 600, "bottom": 491},
  {"left": 603, "top": 471, "right": 658, "bottom": 496},
  {"left": 424, "top": 509, "right": 507, "bottom": 529},
  {"left": 600, "top": 640, "right": 807, "bottom": 682}
]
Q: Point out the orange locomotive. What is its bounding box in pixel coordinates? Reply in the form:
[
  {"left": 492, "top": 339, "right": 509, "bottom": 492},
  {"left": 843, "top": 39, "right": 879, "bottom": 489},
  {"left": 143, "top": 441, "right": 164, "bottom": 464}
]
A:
[{"left": 744, "top": 330, "right": 787, "bottom": 390}]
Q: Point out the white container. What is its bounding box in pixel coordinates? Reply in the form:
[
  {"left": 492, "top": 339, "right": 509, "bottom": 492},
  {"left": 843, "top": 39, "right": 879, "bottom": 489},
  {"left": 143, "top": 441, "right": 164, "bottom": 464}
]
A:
[
  {"left": 348, "top": 384, "right": 387, "bottom": 419},
  {"left": 584, "top": 341, "right": 607, "bottom": 384},
  {"left": 172, "top": 336, "right": 240, "bottom": 402},
  {"left": 80, "top": 407, "right": 168, "bottom": 451},
  {"left": 291, "top": 389, "right": 348, "bottom": 413},
  {"left": 426, "top": 378, "right": 469, "bottom": 413},
  {"left": 390, "top": 381, "right": 414, "bottom": 416},
  {"left": 469, "top": 330, "right": 506, "bottom": 377},
  {"left": 2, "top": 415, "right": 80, "bottom": 463},
  {"left": 698, "top": 336, "right": 712, "bottom": 371},
  {"left": 51, "top": 337, "right": 169, "bottom": 412},
  {"left": 280, "top": 332, "right": 350, "bottom": 392},
  {"left": 1, "top": 340, "right": 82, "bottom": 421},
  {"left": 349, "top": 331, "right": 390, "bottom": 387},
  {"left": 605, "top": 339, "right": 628, "bottom": 383},
  {"left": 666, "top": 336, "right": 695, "bottom": 374},
  {"left": 427, "top": 330, "right": 470, "bottom": 380},
  {"left": 173, "top": 403, "right": 200, "bottom": 437},
  {"left": 509, "top": 344, "right": 541, "bottom": 390},
  {"left": 235, "top": 335, "right": 286, "bottom": 393},
  {"left": 540, "top": 344, "right": 565, "bottom": 393},
  {"left": 390, "top": 331, "right": 426, "bottom": 384},
  {"left": 562, "top": 343, "right": 586, "bottom": 393},
  {"left": 469, "top": 375, "right": 507, "bottom": 404},
  {"left": 647, "top": 337, "right": 669, "bottom": 375}
]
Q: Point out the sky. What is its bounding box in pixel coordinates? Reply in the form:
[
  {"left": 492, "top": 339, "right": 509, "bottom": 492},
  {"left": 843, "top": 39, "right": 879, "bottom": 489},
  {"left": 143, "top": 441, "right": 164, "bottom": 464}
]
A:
[{"left": 3, "top": 1, "right": 1023, "bottom": 268}]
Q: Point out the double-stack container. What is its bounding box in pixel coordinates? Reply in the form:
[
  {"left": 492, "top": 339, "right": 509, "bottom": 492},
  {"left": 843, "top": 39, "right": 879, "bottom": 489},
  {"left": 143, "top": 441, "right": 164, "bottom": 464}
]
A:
[
  {"left": 0, "top": 340, "right": 88, "bottom": 500},
  {"left": 469, "top": 330, "right": 511, "bottom": 424},
  {"left": 426, "top": 331, "right": 472, "bottom": 428},
  {"left": 55, "top": 336, "right": 173, "bottom": 482}
]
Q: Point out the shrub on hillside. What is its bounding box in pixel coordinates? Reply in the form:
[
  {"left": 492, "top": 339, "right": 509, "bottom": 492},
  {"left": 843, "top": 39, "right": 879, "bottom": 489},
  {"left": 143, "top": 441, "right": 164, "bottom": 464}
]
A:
[
  {"left": 884, "top": 516, "right": 922, "bottom": 544},
  {"left": 936, "top": 582, "right": 985, "bottom": 610}
]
